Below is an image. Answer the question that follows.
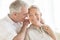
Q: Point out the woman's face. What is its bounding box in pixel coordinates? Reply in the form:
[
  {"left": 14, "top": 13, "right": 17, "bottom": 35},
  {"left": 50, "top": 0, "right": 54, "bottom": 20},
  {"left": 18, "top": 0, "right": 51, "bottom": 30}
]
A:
[{"left": 28, "top": 8, "right": 41, "bottom": 24}]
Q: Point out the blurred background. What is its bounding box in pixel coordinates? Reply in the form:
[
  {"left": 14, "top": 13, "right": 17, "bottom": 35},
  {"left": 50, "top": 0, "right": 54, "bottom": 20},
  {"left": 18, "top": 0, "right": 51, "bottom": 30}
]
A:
[{"left": 0, "top": 0, "right": 60, "bottom": 40}]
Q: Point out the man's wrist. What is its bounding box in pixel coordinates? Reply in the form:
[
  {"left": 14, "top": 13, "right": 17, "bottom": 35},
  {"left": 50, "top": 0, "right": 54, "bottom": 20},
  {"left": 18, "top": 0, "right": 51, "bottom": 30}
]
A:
[{"left": 22, "top": 25, "right": 28, "bottom": 29}]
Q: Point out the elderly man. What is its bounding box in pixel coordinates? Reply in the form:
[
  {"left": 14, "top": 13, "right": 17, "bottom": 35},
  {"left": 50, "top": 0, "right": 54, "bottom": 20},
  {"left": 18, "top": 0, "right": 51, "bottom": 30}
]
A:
[{"left": 0, "top": 0, "right": 30, "bottom": 40}]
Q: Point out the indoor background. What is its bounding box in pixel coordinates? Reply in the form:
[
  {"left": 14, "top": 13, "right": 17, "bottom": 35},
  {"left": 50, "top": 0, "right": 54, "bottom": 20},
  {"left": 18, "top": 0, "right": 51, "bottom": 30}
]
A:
[{"left": 0, "top": 0, "right": 60, "bottom": 40}]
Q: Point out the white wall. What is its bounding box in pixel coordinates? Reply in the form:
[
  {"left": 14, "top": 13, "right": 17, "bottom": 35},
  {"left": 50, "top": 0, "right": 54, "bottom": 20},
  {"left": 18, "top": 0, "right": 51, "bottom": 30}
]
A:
[{"left": 0, "top": 0, "right": 15, "bottom": 19}]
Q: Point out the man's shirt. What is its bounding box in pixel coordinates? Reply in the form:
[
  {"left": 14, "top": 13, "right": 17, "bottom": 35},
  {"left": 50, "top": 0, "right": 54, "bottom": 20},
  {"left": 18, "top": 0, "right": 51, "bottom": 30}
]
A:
[{"left": 0, "top": 16, "right": 23, "bottom": 40}]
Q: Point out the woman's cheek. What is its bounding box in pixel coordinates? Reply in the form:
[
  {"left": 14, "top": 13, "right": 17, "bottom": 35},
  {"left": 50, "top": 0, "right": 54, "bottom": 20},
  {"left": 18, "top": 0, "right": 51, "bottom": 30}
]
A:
[{"left": 29, "top": 17, "right": 33, "bottom": 22}]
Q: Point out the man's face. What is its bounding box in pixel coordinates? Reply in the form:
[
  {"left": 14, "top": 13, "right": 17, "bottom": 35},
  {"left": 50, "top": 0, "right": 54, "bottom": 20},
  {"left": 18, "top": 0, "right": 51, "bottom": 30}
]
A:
[
  {"left": 16, "top": 6, "right": 28, "bottom": 22},
  {"left": 28, "top": 8, "right": 41, "bottom": 24}
]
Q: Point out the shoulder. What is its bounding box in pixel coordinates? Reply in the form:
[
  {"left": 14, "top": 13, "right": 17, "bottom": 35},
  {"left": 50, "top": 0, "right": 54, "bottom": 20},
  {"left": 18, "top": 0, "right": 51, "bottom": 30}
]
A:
[{"left": 0, "top": 19, "right": 10, "bottom": 27}]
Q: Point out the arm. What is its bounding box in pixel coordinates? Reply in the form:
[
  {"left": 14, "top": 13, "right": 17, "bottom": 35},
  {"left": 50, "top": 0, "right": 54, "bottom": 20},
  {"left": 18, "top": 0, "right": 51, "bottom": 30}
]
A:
[
  {"left": 13, "top": 19, "right": 30, "bottom": 40},
  {"left": 40, "top": 18, "right": 56, "bottom": 40},
  {"left": 42, "top": 25, "right": 56, "bottom": 40}
]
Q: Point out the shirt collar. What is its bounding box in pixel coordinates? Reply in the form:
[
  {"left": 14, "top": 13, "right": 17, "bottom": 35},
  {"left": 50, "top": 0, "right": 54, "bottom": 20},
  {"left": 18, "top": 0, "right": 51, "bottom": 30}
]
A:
[
  {"left": 6, "top": 15, "right": 23, "bottom": 25},
  {"left": 5, "top": 15, "right": 15, "bottom": 25}
]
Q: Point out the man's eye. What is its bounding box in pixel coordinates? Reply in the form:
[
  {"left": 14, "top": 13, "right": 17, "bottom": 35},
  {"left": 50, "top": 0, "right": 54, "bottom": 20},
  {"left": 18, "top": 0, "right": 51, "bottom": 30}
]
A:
[{"left": 23, "top": 14, "right": 26, "bottom": 15}]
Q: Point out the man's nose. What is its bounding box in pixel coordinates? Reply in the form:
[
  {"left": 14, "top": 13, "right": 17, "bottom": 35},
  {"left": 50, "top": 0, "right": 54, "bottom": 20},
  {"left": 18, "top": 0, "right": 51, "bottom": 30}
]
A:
[{"left": 25, "top": 14, "right": 29, "bottom": 19}]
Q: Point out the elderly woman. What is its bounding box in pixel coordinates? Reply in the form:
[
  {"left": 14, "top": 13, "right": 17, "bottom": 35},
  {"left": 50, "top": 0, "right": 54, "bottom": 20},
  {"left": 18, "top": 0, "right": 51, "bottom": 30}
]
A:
[{"left": 25, "top": 6, "right": 56, "bottom": 40}]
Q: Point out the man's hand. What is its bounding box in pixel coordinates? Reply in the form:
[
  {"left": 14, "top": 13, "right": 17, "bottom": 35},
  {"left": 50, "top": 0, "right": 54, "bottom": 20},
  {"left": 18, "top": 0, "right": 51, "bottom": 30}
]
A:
[
  {"left": 23, "top": 19, "right": 30, "bottom": 28},
  {"left": 13, "top": 19, "right": 30, "bottom": 40}
]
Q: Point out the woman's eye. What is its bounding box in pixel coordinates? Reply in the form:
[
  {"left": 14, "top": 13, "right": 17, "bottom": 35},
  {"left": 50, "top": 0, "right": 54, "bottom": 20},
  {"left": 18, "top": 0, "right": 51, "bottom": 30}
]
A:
[
  {"left": 35, "top": 13, "right": 38, "bottom": 15},
  {"left": 29, "top": 14, "right": 33, "bottom": 16}
]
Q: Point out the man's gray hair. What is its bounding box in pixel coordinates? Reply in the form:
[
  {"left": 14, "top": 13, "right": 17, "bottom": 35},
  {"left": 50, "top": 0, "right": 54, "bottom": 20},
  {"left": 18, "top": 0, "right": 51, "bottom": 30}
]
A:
[{"left": 9, "top": 0, "right": 27, "bottom": 13}]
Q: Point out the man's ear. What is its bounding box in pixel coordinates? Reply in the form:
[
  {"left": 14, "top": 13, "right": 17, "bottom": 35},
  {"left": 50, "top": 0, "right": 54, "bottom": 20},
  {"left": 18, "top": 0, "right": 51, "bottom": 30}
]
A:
[
  {"left": 13, "top": 12, "right": 17, "bottom": 18},
  {"left": 14, "top": 13, "right": 17, "bottom": 16},
  {"left": 13, "top": 12, "right": 17, "bottom": 16}
]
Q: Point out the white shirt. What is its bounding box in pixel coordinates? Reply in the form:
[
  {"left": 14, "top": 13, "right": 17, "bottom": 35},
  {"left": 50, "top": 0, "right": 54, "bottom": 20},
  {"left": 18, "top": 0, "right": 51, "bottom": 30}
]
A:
[
  {"left": 0, "top": 16, "right": 23, "bottom": 40},
  {"left": 25, "top": 25, "right": 52, "bottom": 40}
]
